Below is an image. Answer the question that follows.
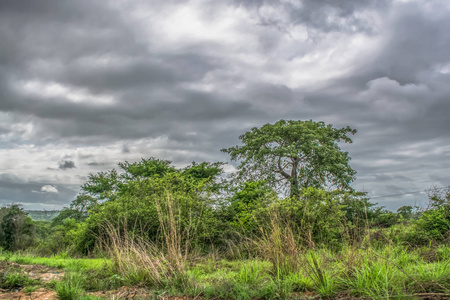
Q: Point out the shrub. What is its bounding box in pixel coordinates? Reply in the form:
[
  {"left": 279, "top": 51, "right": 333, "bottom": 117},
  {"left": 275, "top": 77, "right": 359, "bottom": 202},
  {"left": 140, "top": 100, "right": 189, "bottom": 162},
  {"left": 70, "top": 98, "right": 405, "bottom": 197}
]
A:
[
  {"left": 410, "top": 187, "right": 450, "bottom": 244},
  {"left": 280, "top": 187, "right": 345, "bottom": 248}
]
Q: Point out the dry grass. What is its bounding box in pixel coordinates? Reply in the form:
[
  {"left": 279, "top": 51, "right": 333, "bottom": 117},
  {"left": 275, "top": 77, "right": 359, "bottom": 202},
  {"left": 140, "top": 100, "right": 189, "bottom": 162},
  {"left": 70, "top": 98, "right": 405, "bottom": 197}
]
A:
[
  {"left": 254, "top": 213, "right": 301, "bottom": 277},
  {"left": 105, "top": 225, "right": 166, "bottom": 286},
  {"left": 104, "top": 192, "right": 195, "bottom": 288}
]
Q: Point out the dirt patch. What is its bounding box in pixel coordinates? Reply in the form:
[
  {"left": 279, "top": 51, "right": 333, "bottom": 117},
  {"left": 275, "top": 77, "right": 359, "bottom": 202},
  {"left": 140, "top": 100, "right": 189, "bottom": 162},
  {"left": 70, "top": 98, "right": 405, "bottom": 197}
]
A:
[
  {"left": 0, "top": 262, "right": 64, "bottom": 283},
  {"left": 0, "top": 262, "right": 63, "bottom": 299},
  {"left": 88, "top": 286, "right": 154, "bottom": 299},
  {"left": 20, "top": 265, "right": 64, "bottom": 283},
  {"left": 0, "top": 288, "right": 57, "bottom": 300}
]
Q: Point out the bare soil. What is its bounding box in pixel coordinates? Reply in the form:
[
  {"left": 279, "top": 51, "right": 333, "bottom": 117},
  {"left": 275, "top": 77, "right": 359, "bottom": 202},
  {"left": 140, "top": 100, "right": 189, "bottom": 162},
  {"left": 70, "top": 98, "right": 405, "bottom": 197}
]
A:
[
  {"left": 0, "top": 287, "right": 57, "bottom": 300},
  {"left": 0, "top": 261, "right": 62, "bottom": 299}
]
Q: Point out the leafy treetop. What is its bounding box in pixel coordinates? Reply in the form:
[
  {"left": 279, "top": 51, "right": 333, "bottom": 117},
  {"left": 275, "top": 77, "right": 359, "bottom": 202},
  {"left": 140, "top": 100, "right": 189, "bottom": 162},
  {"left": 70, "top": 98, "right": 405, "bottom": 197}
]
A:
[
  {"left": 80, "top": 158, "right": 224, "bottom": 203},
  {"left": 221, "top": 119, "right": 357, "bottom": 197}
]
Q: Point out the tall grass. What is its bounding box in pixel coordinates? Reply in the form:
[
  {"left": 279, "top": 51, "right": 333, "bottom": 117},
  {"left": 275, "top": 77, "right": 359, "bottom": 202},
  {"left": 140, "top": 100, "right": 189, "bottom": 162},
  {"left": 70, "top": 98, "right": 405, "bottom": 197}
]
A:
[
  {"left": 254, "top": 213, "right": 300, "bottom": 277},
  {"left": 104, "top": 191, "right": 196, "bottom": 289},
  {"left": 104, "top": 226, "right": 165, "bottom": 287}
]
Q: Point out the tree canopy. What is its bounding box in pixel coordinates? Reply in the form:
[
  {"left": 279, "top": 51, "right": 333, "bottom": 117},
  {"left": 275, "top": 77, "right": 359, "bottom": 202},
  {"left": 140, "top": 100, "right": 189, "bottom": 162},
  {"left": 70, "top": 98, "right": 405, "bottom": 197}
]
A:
[
  {"left": 221, "top": 119, "right": 357, "bottom": 197},
  {"left": 80, "top": 158, "right": 224, "bottom": 203}
]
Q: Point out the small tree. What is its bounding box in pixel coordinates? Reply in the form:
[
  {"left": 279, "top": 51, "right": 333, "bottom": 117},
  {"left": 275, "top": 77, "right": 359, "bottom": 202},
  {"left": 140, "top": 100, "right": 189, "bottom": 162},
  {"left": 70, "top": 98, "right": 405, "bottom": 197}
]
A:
[
  {"left": 0, "top": 205, "right": 35, "bottom": 251},
  {"left": 222, "top": 120, "right": 357, "bottom": 198}
]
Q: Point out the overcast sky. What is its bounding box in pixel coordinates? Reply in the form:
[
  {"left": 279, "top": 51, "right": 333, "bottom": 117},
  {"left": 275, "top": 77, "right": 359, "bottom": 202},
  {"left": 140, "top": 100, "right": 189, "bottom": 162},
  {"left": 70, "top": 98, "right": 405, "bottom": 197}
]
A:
[{"left": 1, "top": 0, "right": 449, "bottom": 210}]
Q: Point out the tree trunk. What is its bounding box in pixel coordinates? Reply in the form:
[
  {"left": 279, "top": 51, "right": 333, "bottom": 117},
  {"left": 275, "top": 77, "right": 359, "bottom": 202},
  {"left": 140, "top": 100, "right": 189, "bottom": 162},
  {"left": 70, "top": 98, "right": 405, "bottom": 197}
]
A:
[{"left": 290, "top": 159, "right": 300, "bottom": 198}]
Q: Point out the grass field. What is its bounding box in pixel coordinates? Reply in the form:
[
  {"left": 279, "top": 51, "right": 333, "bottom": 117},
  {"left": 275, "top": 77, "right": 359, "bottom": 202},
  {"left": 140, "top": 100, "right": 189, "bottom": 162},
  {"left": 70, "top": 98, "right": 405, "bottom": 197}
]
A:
[{"left": 1, "top": 243, "right": 450, "bottom": 299}]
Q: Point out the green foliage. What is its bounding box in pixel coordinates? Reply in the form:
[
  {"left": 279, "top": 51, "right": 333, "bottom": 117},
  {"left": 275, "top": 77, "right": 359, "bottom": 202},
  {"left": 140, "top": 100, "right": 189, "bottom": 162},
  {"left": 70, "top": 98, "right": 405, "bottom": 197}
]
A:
[
  {"left": 33, "top": 216, "right": 85, "bottom": 256},
  {"left": 347, "top": 261, "right": 400, "bottom": 299},
  {"left": 33, "top": 220, "right": 52, "bottom": 241},
  {"left": 182, "top": 161, "right": 224, "bottom": 181},
  {"left": 119, "top": 157, "right": 176, "bottom": 179},
  {"left": 222, "top": 119, "right": 356, "bottom": 197},
  {"left": 82, "top": 169, "right": 120, "bottom": 201},
  {"left": 22, "top": 285, "right": 39, "bottom": 294},
  {"left": 371, "top": 207, "right": 399, "bottom": 228},
  {"left": 227, "top": 180, "right": 276, "bottom": 234},
  {"left": 406, "top": 187, "right": 450, "bottom": 244},
  {"left": 78, "top": 172, "right": 220, "bottom": 253},
  {"left": 40, "top": 158, "right": 225, "bottom": 254},
  {"left": 0, "top": 204, "right": 35, "bottom": 251},
  {"left": 0, "top": 252, "right": 108, "bottom": 270},
  {"left": 70, "top": 195, "right": 98, "bottom": 215},
  {"left": 51, "top": 208, "right": 86, "bottom": 227},
  {"left": 280, "top": 187, "right": 345, "bottom": 248},
  {"left": 80, "top": 158, "right": 224, "bottom": 202},
  {"left": 397, "top": 205, "right": 414, "bottom": 220},
  {"left": 416, "top": 208, "right": 450, "bottom": 241},
  {"left": 182, "top": 161, "right": 225, "bottom": 192}
]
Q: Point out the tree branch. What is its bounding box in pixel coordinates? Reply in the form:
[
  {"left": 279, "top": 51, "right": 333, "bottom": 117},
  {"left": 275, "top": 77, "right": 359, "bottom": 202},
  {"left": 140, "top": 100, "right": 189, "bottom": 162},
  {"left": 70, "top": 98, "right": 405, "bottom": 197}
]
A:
[{"left": 276, "top": 157, "right": 291, "bottom": 179}]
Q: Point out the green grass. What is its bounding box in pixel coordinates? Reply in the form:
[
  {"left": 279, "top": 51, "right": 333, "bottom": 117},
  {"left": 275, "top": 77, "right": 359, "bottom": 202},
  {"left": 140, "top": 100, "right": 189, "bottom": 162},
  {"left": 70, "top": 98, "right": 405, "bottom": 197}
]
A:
[
  {"left": 0, "top": 272, "right": 38, "bottom": 289},
  {"left": 56, "top": 272, "right": 85, "bottom": 300},
  {"left": 1, "top": 244, "right": 450, "bottom": 299},
  {"left": 0, "top": 252, "right": 109, "bottom": 271},
  {"left": 22, "top": 285, "right": 40, "bottom": 294},
  {"left": 0, "top": 252, "right": 118, "bottom": 298}
]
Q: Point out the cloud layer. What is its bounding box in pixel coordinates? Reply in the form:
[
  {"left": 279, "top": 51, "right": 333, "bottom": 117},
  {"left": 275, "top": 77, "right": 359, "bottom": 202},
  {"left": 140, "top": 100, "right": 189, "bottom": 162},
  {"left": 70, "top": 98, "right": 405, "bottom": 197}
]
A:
[{"left": 1, "top": 0, "right": 449, "bottom": 209}]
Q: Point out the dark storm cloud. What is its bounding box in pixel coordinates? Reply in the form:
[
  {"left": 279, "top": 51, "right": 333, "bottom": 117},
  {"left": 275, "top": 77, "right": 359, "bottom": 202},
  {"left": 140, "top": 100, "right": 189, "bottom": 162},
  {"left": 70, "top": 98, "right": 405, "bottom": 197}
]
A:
[
  {"left": 59, "top": 160, "right": 76, "bottom": 170},
  {"left": 12, "top": 90, "right": 257, "bottom": 145},
  {"left": 122, "top": 145, "right": 131, "bottom": 154},
  {"left": 355, "top": 2, "right": 450, "bottom": 85},
  {"left": 294, "top": 1, "right": 450, "bottom": 140},
  {"left": 258, "top": 1, "right": 450, "bottom": 209},
  {"left": 0, "top": 0, "right": 137, "bottom": 73},
  {"left": 86, "top": 162, "right": 106, "bottom": 166},
  {"left": 0, "top": 0, "right": 252, "bottom": 148},
  {"left": 0, "top": 0, "right": 449, "bottom": 210}
]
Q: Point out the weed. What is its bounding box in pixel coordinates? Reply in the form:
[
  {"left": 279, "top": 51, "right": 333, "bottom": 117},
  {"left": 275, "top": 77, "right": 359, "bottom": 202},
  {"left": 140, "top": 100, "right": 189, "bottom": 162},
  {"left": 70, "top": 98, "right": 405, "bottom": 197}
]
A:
[
  {"left": 56, "top": 272, "right": 85, "bottom": 300},
  {"left": 0, "top": 272, "right": 37, "bottom": 289},
  {"left": 22, "top": 285, "right": 39, "bottom": 294}
]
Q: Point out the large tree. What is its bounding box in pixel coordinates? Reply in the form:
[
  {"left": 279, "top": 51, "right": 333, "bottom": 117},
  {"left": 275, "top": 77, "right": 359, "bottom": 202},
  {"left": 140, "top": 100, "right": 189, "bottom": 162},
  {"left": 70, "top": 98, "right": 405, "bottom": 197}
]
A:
[{"left": 221, "top": 120, "right": 357, "bottom": 198}]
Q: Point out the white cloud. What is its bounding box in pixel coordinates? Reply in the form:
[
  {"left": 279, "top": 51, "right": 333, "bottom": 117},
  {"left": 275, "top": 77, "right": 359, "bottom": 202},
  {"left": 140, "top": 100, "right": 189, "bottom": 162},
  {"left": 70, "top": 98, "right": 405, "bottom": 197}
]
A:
[
  {"left": 40, "top": 185, "right": 59, "bottom": 194},
  {"left": 20, "top": 80, "right": 115, "bottom": 105}
]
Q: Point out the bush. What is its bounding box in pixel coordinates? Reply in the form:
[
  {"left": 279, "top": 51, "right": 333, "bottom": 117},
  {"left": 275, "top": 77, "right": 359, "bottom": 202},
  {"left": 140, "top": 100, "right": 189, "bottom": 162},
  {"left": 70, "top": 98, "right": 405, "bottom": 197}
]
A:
[
  {"left": 410, "top": 187, "right": 450, "bottom": 244},
  {"left": 416, "top": 208, "right": 450, "bottom": 241},
  {"left": 371, "top": 207, "right": 399, "bottom": 228},
  {"left": 226, "top": 180, "right": 276, "bottom": 235},
  {"left": 279, "top": 187, "right": 345, "bottom": 249},
  {"left": 77, "top": 172, "right": 220, "bottom": 254}
]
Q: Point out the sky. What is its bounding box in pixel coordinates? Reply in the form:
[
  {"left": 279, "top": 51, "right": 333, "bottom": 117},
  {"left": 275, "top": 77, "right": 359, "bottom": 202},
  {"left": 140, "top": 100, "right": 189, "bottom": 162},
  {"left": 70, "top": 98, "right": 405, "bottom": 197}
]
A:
[{"left": 0, "top": 0, "right": 449, "bottom": 210}]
